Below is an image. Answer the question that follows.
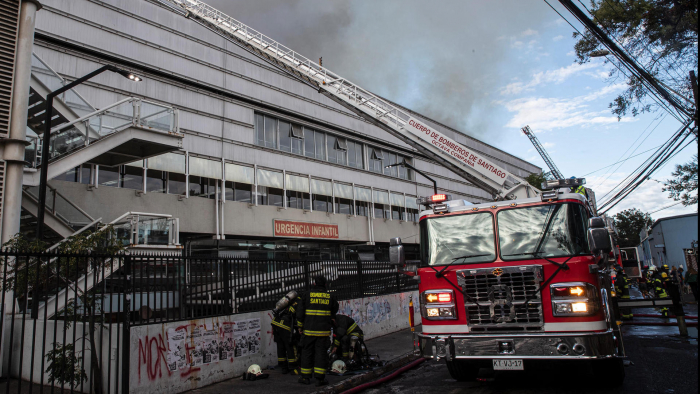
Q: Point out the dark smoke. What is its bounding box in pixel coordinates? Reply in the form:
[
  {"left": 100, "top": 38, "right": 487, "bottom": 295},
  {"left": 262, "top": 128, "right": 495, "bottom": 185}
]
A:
[{"left": 204, "top": 0, "right": 551, "bottom": 138}]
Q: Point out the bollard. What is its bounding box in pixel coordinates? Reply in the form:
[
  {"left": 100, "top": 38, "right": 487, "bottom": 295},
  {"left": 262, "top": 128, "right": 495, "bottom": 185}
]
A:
[{"left": 668, "top": 283, "right": 688, "bottom": 336}]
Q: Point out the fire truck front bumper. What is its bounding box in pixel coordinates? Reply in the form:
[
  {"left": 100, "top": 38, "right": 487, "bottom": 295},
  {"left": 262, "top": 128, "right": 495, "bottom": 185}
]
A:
[{"left": 416, "top": 330, "right": 619, "bottom": 361}]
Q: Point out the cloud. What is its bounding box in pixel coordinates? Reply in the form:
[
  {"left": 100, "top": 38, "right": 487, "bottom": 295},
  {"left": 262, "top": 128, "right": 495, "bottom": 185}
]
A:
[
  {"left": 501, "top": 84, "right": 632, "bottom": 131},
  {"left": 588, "top": 173, "right": 697, "bottom": 219},
  {"left": 543, "top": 142, "right": 555, "bottom": 148},
  {"left": 521, "top": 28, "right": 538, "bottom": 36},
  {"left": 500, "top": 62, "right": 600, "bottom": 95},
  {"left": 553, "top": 35, "right": 564, "bottom": 41}
]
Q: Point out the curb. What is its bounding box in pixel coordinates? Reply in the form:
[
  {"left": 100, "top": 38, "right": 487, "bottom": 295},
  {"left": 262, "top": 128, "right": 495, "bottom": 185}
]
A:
[{"left": 312, "top": 352, "right": 420, "bottom": 394}]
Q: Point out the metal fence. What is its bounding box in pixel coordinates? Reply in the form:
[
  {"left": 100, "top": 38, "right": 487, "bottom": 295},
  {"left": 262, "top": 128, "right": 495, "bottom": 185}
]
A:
[{"left": 0, "top": 250, "right": 416, "bottom": 393}]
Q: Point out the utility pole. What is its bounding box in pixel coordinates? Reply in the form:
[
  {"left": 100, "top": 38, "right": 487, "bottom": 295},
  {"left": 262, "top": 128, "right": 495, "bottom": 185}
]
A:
[{"left": 691, "top": 71, "right": 698, "bottom": 125}]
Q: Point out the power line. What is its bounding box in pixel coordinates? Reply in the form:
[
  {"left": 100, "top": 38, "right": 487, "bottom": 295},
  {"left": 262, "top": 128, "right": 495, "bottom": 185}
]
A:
[
  {"left": 593, "top": 114, "right": 665, "bottom": 188},
  {"left": 581, "top": 144, "right": 663, "bottom": 176},
  {"left": 648, "top": 201, "right": 683, "bottom": 215}
]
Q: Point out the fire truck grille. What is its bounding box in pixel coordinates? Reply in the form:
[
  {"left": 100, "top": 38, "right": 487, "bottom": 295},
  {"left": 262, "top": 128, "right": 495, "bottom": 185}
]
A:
[{"left": 457, "top": 265, "right": 544, "bottom": 332}]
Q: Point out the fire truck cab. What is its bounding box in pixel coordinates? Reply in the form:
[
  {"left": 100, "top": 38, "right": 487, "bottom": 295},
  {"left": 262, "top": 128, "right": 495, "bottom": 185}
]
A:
[{"left": 390, "top": 180, "right": 626, "bottom": 386}]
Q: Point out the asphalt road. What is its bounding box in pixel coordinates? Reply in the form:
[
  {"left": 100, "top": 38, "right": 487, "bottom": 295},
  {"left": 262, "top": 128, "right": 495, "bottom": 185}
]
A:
[{"left": 367, "top": 301, "right": 698, "bottom": 394}]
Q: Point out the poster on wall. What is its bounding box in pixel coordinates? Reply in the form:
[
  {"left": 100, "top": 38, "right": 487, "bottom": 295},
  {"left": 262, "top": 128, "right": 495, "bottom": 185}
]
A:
[
  {"left": 201, "top": 324, "right": 220, "bottom": 364},
  {"left": 189, "top": 325, "right": 203, "bottom": 366},
  {"left": 166, "top": 326, "right": 187, "bottom": 372},
  {"left": 247, "top": 318, "right": 261, "bottom": 355},
  {"left": 220, "top": 322, "right": 235, "bottom": 360},
  {"left": 233, "top": 320, "right": 249, "bottom": 357}
]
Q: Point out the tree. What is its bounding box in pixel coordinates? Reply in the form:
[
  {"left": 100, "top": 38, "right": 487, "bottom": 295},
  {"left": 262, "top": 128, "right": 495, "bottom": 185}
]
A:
[
  {"left": 525, "top": 172, "right": 548, "bottom": 190},
  {"left": 614, "top": 208, "right": 653, "bottom": 247},
  {"left": 573, "top": 0, "right": 698, "bottom": 118},
  {"left": 663, "top": 153, "right": 698, "bottom": 206}
]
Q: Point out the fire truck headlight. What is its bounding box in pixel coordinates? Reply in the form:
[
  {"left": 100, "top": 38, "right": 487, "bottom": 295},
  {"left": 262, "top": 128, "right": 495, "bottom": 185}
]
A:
[
  {"left": 421, "top": 290, "right": 458, "bottom": 320},
  {"left": 550, "top": 282, "right": 599, "bottom": 317}
]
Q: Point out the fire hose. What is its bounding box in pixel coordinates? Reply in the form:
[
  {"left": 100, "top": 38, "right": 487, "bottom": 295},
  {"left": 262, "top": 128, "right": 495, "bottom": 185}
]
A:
[{"left": 339, "top": 358, "right": 427, "bottom": 394}]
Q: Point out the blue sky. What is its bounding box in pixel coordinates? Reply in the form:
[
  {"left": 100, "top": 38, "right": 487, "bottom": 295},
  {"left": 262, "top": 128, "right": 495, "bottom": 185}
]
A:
[{"left": 211, "top": 0, "right": 697, "bottom": 220}]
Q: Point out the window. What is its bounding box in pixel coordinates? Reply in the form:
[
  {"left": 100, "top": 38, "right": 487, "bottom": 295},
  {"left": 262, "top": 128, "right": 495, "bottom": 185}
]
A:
[
  {"left": 225, "top": 163, "right": 254, "bottom": 203},
  {"left": 312, "top": 179, "right": 333, "bottom": 212},
  {"left": 286, "top": 174, "right": 310, "bottom": 210},
  {"left": 420, "top": 212, "right": 496, "bottom": 266},
  {"left": 189, "top": 157, "right": 222, "bottom": 199},
  {"left": 354, "top": 186, "right": 371, "bottom": 217},
  {"left": 304, "top": 127, "right": 316, "bottom": 159},
  {"left": 279, "top": 120, "right": 291, "bottom": 153},
  {"left": 257, "top": 168, "right": 284, "bottom": 207},
  {"left": 373, "top": 190, "right": 390, "bottom": 219},
  {"left": 314, "top": 130, "right": 325, "bottom": 160},
  {"left": 121, "top": 161, "right": 143, "bottom": 190},
  {"left": 384, "top": 152, "right": 397, "bottom": 176},
  {"left": 99, "top": 166, "right": 120, "bottom": 187},
  {"left": 146, "top": 169, "right": 166, "bottom": 193},
  {"left": 255, "top": 114, "right": 265, "bottom": 146},
  {"left": 406, "top": 195, "right": 419, "bottom": 222},
  {"left": 369, "top": 147, "right": 383, "bottom": 173},
  {"left": 334, "top": 183, "right": 354, "bottom": 215},
  {"left": 148, "top": 153, "right": 186, "bottom": 196},
  {"left": 390, "top": 192, "right": 405, "bottom": 220},
  {"left": 264, "top": 116, "right": 277, "bottom": 148},
  {"left": 498, "top": 203, "right": 590, "bottom": 261},
  {"left": 327, "top": 135, "right": 348, "bottom": 165},
  {"left": 347, "top": 141, "right": 363, "bottom": 169}
]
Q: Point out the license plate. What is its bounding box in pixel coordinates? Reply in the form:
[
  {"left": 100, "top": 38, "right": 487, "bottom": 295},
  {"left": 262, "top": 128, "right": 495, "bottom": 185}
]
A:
[{"left": 492, "top": 359, "right": 524, "bottom": 370}]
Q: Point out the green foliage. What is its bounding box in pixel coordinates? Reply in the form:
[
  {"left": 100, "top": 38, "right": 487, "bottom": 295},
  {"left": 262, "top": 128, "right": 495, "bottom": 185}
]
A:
[
  {"left": 573, "top": 0, "right": 698, "bottom": 118},
  {"left": 614, "top": 208, "right": 653, "bottom": 247},
  {"left": 45, "top": 343, "right": 88, "bottom": 388},
  {"left": 525, "top": 172, "right": 548, "bottom": 190},
  {"left": 663, "top": 153, "right": 698, "bottom": 206}
]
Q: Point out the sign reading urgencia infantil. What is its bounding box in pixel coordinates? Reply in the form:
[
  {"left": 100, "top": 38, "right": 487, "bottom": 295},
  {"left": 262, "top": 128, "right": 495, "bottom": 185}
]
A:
[{"left": 274, "top": 220, "right": 339, "bottom": 239}]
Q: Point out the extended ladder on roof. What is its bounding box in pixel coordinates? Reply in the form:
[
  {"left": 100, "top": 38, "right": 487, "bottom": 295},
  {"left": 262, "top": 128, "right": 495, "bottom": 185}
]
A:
[{"left": 163, "top": 0, "right": 539, "bottom": 201}]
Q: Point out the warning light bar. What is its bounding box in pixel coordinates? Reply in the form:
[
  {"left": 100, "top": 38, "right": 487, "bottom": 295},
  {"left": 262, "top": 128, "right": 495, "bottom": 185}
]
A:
[{"left": 418, "top": 194, "right": 452, "bottom": 207}]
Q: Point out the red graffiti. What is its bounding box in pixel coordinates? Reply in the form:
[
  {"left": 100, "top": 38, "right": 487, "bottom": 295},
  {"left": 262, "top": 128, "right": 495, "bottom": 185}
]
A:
[
  {"left": 180, "top": 342, "right": 201, "bottom": 377},
  {"left": 138, "top": 334, "right": 172, "bottom": 382}
]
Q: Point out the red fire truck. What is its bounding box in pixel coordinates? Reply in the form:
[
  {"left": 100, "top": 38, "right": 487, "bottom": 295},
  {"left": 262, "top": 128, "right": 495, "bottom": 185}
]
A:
[
  {"left": 390, "top": 184, "right": 625, "bottom": 386},
  {"left": 165, "top": 3, "right": 625, "bottom": 384}
]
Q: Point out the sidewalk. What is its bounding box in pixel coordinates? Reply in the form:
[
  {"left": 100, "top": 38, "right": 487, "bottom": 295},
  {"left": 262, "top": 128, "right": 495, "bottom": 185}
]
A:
[{"left": 189, "top": 328, "right": 417, "bottom": 394}]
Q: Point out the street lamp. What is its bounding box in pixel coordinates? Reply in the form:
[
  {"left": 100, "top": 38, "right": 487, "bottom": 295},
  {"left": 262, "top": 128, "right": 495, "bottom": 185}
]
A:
[
  {"left": 385, "top": 160, "right": 439, "bottom": 195},
  {"left": 35, "top": 65, "right": 142, "bottom": 242}
]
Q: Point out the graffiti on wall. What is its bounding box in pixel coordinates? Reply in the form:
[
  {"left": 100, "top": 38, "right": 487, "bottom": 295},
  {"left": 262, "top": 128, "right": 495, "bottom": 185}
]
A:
[
  {"left": 337, "top": 292, "right": 418, "bottom": 326},
  {"left": 137, "top": 318, "right": 261, "bottom": 382}
]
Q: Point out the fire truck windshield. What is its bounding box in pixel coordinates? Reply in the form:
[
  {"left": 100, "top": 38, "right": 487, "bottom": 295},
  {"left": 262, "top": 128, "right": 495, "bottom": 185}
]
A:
[
  {"left": 498, "top": 203, "right": 590, "bottom": 260},
  {"left": 420, "top": 212, "right": 496, "bottom": 266}
]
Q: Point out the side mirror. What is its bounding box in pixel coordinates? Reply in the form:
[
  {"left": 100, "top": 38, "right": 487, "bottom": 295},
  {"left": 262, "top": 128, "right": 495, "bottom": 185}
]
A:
[
  {"left": 589, "top": 217, "right": 605, "bottom": 228},
  {"left": 389, "top": 237, "right": 405, "bottom": 267},
  {"left": 588, "top": 228, "right": 612, "bottom": 255}
]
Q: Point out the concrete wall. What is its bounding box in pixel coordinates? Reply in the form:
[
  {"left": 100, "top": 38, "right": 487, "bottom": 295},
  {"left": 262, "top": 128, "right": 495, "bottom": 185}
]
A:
[{"left": 129, "top": 290, "right": 419, "bottom": 394}]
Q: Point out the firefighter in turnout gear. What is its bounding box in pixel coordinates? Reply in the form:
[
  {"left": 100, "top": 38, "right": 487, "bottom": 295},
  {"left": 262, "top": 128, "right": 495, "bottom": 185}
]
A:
[
  {"left": 271, "top": 292, "right": 300, "bottom": 374},
  {"left": 297, "top": 275, "right": 338, "bottom": 387},
  {"left": 614, "top": 265, "right": 633, "bottom": 320},
  {"left": 332, "top": 314, "right": 364, "bottom": 362},
  {"left": 653, "top": 265, "right": 671, "bottom": 317}
]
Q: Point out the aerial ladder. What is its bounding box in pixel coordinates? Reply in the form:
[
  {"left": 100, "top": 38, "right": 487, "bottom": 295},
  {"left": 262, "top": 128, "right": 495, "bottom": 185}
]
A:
[
  {"left": 521, "top": 125, "right": 564, "bottom": 180},
  {"left": 164, "top": 0, "right": 539, "bottom": 201}
]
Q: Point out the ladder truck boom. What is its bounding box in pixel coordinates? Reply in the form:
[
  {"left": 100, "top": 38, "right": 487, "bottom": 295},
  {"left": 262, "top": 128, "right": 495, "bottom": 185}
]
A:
[
  {"left": 165, "top": 0, "right": 539, "bottom": 201},
  {"left": 521, "top": 125, "right": 564, "bottom": 180}
]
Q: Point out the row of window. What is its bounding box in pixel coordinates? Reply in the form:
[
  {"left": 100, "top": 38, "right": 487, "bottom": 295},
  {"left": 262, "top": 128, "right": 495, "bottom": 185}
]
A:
[
  {"left": 60, "top": 154, "right": 421, "bottom": 221},
  {"left": 255, "top": 114, "right": 412, "bottom": 180}
]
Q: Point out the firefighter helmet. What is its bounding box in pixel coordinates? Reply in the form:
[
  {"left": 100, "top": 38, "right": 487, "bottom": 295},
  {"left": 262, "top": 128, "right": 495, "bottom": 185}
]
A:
[
  {"left": 662, "top": 264, "right": 669, "bottom": 270},
  {"left": 331, "top": 360, "right": 347, "bottom": 374},
  {"left": 247, "top": 364, "right": 262, "bottom": 376}
]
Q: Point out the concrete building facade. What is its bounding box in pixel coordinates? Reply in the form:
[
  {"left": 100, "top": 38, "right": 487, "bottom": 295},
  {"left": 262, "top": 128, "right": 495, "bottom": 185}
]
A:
[{"left": 15, "top": 0, "right": 539, "bottom": 259}]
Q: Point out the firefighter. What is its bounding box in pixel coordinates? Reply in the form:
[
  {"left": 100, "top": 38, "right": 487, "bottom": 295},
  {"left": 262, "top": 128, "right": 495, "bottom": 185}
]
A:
[
  {"left": 569, "top": 176, "right": 587, "bottom": 197},
  {"left": 653, "top": 265, "right": 671, "bottom": 317},
  {"left": 296, "top": 275, "right": 338, "bottom": 387},
  {"left": 614, "top": 265, "right": 633, "bottom": 320},
  {"left": 271, "top": 292, "right": 299, "bottom": 374},
  {"left": 332, "top": 314, "right": 364, "bottom": 362}
]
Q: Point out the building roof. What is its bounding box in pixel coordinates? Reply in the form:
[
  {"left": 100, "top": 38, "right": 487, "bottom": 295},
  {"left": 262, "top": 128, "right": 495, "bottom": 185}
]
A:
[{"left": 651, "top": 212, "right": 698, "bottom": 229}]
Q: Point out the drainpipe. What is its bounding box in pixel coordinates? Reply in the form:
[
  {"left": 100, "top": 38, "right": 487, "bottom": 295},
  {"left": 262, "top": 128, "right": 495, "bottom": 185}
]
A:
[
  {"left": 1, "top": 1, "right": 43, "bottom": 378},
  {"left": 1, "top": 0, "right": 41, "bottom": 245}
]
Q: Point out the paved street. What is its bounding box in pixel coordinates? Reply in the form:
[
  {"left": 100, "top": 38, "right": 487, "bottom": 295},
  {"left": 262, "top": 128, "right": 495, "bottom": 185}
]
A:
[{"left": 367, "top": 299, "right": 698, "bottom": 394}]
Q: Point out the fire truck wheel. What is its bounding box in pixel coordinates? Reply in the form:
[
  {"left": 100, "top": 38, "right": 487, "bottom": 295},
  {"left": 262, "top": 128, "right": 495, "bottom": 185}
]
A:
[
  {"left": 590, "top": 358, "right": 625, "bottom": 387},
  {"left": 445, "top": 359, "right": 479, "bottom": 382}
]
